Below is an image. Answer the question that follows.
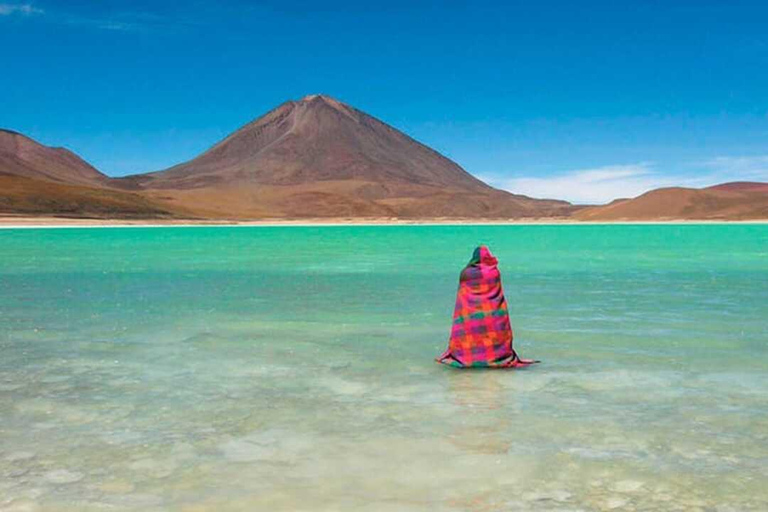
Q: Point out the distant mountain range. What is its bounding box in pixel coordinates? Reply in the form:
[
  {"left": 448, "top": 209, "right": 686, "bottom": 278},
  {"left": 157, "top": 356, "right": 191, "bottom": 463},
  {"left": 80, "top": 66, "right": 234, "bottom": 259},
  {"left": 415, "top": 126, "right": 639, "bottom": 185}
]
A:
[
  {"left": 576, "top": 182, "right": 768, "bottom": 221},
  {"left": 1, "top": 96, "right": 767, "bottom": 221}
]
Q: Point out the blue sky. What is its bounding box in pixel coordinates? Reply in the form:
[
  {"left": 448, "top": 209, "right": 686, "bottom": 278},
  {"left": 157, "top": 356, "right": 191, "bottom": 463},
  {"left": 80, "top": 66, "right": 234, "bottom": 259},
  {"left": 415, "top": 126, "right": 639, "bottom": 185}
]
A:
[{"left": 1, "top": 0, "right": 767, "bottom": 203}]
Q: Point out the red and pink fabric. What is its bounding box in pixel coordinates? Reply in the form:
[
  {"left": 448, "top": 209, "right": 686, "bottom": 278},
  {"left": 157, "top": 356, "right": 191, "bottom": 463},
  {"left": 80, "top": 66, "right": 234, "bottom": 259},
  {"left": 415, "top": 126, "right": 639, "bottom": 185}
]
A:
[{"left": 437, "top": 246, "right": 539, "bottom": 368}]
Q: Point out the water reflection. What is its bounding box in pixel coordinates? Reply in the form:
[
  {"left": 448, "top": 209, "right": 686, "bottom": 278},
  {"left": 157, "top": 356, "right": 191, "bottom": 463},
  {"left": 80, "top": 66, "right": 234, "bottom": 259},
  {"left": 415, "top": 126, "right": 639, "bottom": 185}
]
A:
[{"left": 444, "top": 371, "right": 514, "bottom": 456}]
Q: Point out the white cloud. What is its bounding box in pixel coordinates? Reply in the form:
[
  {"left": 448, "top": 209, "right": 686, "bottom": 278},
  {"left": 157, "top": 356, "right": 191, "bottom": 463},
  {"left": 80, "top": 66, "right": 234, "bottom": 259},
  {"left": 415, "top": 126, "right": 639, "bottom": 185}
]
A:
[
  {"left": 0, "top": 3, "right": 43, "bottom": 15},
  {"left": 485, "top": 156, "right": 768, "bottom": 205},
  {"left": 486, "top": 164, "right": 683, "bottom": 205},
  {"left": 699, "top": 156, "right": 768, "bottom": 180}
]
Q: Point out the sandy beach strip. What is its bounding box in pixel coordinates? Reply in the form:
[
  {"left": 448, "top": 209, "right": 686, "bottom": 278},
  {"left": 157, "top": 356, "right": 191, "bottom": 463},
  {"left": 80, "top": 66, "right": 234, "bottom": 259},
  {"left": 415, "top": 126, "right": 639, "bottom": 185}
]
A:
[{"left": 1, "top": 215, "right": 768, "bottom": 229}]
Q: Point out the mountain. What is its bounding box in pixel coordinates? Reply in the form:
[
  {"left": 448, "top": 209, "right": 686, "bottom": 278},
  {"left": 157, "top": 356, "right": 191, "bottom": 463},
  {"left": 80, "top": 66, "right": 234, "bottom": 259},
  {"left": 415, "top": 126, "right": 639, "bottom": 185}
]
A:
[
  {"left": 0, "top": 130, "right": 176, "bottom": 218},
  {"left": 0, "top": 129, "right": 108, "bottom": 187},
  {"left": 575, "top": 182, "right": 768, "bottom": 221},
  {"left": 129, "top": 95, "right": 573, "bottom": 218},
  {"left": 5, "top": 112, "right": 767, "bottom": 222}
]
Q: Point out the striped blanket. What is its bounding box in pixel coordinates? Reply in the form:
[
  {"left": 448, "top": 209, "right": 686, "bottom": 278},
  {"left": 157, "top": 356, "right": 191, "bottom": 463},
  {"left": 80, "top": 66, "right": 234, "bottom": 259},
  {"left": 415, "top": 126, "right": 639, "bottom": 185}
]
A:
[{"left": 437, "top": 246, "right": 538, "bottom": 368}]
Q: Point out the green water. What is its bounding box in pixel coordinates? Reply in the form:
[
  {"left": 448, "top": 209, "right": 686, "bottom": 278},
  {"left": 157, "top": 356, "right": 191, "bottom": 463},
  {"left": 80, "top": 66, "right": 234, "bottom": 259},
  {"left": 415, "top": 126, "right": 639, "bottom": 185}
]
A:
[{"left": 1, "top": 225, "right": 767, "bottom": 511}]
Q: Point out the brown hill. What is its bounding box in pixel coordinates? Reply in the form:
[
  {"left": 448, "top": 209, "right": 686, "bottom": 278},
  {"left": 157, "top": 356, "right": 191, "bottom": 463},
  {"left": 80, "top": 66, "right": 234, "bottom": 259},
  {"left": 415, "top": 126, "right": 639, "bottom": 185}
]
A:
[
  {"left": 706, "top": 181, "right": 768, "bottom": 193},
  {"left": 0, "top": 129, "right": 108, "bottom": 187},
  {"left": 128, "top": 95, "right": 573, "bottom": 218},
  {"left": 0, "top": 173, "right": 177, "bottom": 218},
  {"left": 0, "top": 130, "right": 178, "bottom": 218},
  {"left": 575, "top": 182, "right": 768, "bottom": 221}
]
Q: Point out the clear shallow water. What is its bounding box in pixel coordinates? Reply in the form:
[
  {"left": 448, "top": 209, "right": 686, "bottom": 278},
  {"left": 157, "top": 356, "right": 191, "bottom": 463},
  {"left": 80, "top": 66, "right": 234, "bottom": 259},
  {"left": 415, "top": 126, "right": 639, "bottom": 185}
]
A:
[{"left": 1, "top": 224, "right": 767, "bottom": 511}]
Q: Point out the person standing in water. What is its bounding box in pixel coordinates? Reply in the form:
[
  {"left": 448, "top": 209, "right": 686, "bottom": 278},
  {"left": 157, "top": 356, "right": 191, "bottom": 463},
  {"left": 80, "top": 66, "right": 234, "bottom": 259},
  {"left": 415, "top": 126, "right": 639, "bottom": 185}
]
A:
[{"left": 437, "top": 246, "right": 539, "bottom": 368}]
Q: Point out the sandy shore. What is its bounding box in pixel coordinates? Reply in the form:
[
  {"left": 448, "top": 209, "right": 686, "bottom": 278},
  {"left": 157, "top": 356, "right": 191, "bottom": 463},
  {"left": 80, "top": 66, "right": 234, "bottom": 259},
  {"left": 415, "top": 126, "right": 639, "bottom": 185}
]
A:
[{"left": 1, "top": 215, "right": 767, "bottom": 228}]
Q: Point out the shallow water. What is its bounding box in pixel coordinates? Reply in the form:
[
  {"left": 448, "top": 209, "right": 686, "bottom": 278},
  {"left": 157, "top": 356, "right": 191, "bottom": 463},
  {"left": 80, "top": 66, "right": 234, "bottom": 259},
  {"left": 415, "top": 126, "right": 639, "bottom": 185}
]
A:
[{"left": 1, "top": 224, "right": 767, "bottom": 511}]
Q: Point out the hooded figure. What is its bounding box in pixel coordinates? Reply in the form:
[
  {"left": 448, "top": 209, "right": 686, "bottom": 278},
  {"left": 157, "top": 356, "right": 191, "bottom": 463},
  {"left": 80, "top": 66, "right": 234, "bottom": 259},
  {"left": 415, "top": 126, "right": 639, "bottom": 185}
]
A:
[{"left": 437, "top": 246, "right": 538, "bottom": 368}]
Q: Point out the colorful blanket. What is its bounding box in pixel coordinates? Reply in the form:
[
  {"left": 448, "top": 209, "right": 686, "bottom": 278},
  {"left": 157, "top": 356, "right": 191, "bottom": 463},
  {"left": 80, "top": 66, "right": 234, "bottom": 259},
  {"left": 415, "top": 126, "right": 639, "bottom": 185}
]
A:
[{"left": 437, "top": 246, "right": 538, "bottom": 368}]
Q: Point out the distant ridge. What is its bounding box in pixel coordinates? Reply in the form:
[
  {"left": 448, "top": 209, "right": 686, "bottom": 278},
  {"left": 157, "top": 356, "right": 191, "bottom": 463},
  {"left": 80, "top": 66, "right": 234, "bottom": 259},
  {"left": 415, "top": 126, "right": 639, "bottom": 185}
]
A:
[
  {"left": 127, "top": 94, "right": 573, "bottom": 219},
  {"left": 576, "top": 182, "right": 768, "bottom": 221},
  {"left": 0, "top": 129, "right": 108, "bottom": 187},
  {"left": 3, "top": 98, "right": 767, "bottom": 221},
  {"left": 706, "top": 182, "right": 768, "bottom": 193},
  {"left": 0, "top": 130, "right": 177, "bottom": 218}
]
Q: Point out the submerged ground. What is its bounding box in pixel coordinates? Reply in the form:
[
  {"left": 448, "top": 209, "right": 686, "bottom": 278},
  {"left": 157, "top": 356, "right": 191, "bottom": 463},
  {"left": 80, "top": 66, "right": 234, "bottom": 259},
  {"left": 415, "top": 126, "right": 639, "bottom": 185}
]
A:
[{"left": 1, "top": 225, "right": 767, "bottom": 511}]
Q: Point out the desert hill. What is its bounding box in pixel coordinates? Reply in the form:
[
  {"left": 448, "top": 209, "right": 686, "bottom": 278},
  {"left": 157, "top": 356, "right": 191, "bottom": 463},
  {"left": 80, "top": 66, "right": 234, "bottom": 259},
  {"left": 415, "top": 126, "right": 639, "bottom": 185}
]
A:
[
  {"left": 0, "top": 173, "right": 177, "bottom": 218},
  {"left": 0, "top": 129, "right": 108, "bottom": 187},
  {"left": 575, "top": 182, "right": 768, "bottom": 221},
  {"left": 0, "top": 130, "right": 176, "bottom": 218},
  {"left": 127, "top": 95, "right": 573, "bottom": 218},
  {"left": 707, "top": 181, "right": 768, "bottom": 193},
  {"left": 5, "top": 96, "right": 766, "bottom": 222}
]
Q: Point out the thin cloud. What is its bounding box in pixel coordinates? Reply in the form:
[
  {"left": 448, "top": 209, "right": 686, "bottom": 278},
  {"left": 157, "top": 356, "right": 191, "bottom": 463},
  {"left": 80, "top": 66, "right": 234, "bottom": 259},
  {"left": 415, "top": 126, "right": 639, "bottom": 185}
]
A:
[
  {"left": 57, "top": 11, "right": 165, "bottom": 32},
  {"left": 485, "top": 163, "right": 708, "bottom": 205},
  {"left": 699, "top": 155, "right": 768, "bottom": 180},
  {"left": 486, "top": 156, "right": 768, "bottom": 205},
  {"left": 68, "top": 17, "right": 141, "bottom": 32},
  {"left": 0, "top": 3, "right": 193, "bottom": 32},
  {"left": 0, "top": 3, "right": 43, "bottom": 16},
  {"left": 490, "top": 164, "right": 675, "bottom": 205},
  {"left": 63, "top": 9, "right": 194, "bottom": 32}
]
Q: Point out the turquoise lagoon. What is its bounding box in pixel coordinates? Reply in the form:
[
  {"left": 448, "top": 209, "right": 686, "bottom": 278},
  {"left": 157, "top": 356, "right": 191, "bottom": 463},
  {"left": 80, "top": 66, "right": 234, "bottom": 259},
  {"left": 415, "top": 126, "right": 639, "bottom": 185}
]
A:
[{"left": 1, "top": 224, "right": 767, "bottom": 511}]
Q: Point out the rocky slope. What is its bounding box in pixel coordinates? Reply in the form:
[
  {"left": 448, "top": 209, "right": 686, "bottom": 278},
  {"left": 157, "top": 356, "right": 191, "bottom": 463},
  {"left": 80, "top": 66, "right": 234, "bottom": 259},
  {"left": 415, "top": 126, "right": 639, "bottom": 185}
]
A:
[
  {"left": 127, "top": 95, "right": 573, "bottom": 219},
  {"left": 0, "top": 130, "right": 176, "bottom": 218}
]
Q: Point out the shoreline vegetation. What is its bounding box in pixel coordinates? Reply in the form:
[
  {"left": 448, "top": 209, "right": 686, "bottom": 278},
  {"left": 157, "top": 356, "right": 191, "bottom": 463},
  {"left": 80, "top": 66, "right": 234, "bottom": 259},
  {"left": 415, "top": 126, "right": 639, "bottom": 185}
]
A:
[{"left": 2, "top": 215, "right": 768, "bottom": 228}]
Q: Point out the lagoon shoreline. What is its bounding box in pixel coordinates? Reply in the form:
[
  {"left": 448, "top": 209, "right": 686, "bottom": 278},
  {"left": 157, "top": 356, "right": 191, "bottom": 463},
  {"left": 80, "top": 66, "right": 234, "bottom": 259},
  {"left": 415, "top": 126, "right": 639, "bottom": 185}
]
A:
[{"left": 2, "top": 215, "right": 768, "bottom": 228}]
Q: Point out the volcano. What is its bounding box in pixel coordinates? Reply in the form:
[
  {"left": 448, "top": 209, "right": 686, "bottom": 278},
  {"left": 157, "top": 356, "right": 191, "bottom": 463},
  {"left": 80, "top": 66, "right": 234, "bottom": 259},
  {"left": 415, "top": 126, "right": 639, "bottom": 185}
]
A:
[{"left": 129, "top": 95, "right": 572, "bottom": 218}]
